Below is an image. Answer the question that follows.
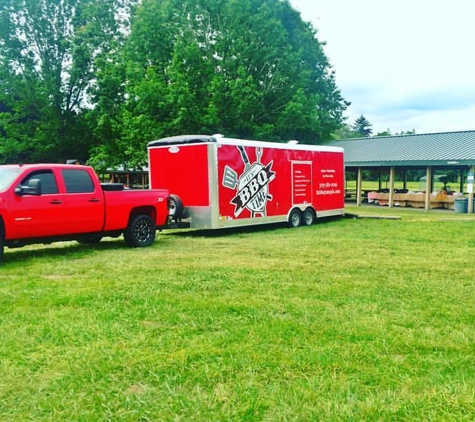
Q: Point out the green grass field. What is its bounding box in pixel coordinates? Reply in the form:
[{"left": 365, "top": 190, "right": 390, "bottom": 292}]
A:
[{"left": 1, "top": 206, "right": 475, "bottom": 420}]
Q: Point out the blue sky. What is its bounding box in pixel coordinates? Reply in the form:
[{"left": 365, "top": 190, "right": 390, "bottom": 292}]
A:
[{"left": 289, "top": 0, "right": 475, "bottom": 135}]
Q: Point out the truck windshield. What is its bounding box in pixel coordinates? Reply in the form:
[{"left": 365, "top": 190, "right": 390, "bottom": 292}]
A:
[{"left": 0, "top": 168, "right": 22, "bottom": 192}]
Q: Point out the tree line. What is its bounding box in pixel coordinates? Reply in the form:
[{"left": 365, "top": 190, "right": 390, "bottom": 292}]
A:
[
  {"left": 335, "top": 115, "right": 416, "bottom": 139},
  {"left": 0, "top": 0, "right": 351, "bottom": 170}
]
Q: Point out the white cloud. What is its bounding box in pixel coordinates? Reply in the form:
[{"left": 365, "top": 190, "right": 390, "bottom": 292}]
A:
[{"left": 289, "top": 0, "right": 475, "bottom": 135}]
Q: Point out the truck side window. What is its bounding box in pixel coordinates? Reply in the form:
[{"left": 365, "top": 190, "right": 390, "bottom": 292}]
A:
[
  {"left": 62, "top": 169, "right": 94, "bottom": 193},
  {"left": 22, "top": 171, "right": 58, "bottom": 194}
]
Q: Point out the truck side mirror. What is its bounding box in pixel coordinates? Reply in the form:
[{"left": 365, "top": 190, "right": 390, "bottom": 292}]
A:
[{"left": 14, "top": 178, "right": 42, "bottom": 196}]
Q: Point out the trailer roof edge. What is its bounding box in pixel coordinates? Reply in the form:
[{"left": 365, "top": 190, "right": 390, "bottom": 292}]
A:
[
  {"left": 148, "top": 134, "right": 343, "bottom": 153},
  {"left": 148, "top": 135, "right": 212, "bottom": 147}
]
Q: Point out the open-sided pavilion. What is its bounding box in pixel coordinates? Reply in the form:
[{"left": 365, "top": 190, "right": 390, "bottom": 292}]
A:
[{"left": 328, "top": 130, "right": 475, "bottom": 212}]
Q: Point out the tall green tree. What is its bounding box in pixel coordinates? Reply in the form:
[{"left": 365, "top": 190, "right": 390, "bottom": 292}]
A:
[
  {"left": 0, "top": 0, "right": 134, "bottom": 163},
  {"left": 352, "top": 114, "right": 373, "bottom": 137},
  {"left": 90, "top": 0, "right": 349, "bottom": 167}
]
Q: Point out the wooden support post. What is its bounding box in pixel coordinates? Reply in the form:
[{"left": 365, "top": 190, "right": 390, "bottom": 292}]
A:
[
  {"left": 468, "top": 165, "right": 474, "bottom": 213},
  {"left": 460, "top": 168, "right": 465, "bottom": 194},
  {"left": 389, "top": 166, "right": 395, "bottom": 208},
  {"left": 356, "top": 167, "right": 363, "bottom": 206},
  {"left": 424, "top": 166, "right": 432, "bottom": 211}
]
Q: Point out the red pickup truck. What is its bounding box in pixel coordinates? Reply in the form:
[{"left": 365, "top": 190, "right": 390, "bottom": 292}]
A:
[{"left": 0, "top": 164, "right": 170, "bottom": 261}]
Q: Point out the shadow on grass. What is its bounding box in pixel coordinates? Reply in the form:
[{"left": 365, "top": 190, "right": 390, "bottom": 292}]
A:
[
  {"left": 165, "top": 222, "right": 292, "bottom": 239},
  {"left": 2, "top": 216, "right": 345, "bottom": 264},
  {"left": 3, "top": 238, "right": 126, "bottom": 265},
  {"left": 166, "top": 215, "right": 344, "bottom": 239}
]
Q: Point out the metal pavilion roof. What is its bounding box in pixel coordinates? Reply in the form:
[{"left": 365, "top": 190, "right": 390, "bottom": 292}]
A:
[{"left": 327, "top": 130, "right": 475, "bottom": 167}]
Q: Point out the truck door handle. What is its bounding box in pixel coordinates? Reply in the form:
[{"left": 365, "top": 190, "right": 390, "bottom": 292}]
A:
[
  {"left": 88, "top": 198, "right": 100, "bottom": 203},
  {"left": 49, "top": 200, "right": 63, "bottom": 205}
]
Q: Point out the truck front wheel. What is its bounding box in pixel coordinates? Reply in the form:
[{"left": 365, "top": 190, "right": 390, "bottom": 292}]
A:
[{"left": 124, "top": 214, "right": 156, "bottom": 247}]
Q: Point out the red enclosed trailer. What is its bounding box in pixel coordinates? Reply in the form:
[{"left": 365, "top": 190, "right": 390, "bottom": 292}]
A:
[{"left": 148, "top": 134, "right": 345, "bottom": 229}]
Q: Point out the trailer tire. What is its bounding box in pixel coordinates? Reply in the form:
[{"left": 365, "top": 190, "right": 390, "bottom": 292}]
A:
[
  {"left": 124, "top": 214, "right": 156, "bottom": 247},
  {"left": 303, "top": 208, "right": 316, "bottom": 226},
  {"left": 288, "top": 208, "right": 302, "bottom": 228},
  {"left": 168, "top": 194, "right": 184, "bottom": 219}
]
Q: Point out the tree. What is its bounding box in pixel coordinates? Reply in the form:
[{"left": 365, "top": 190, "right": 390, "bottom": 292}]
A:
[
  {"left": 331, "top": 123, "right": 361, "bottom": 140},
  {"left": 89, "top": 0, "right": 349, "bottom": 167},
  {"left": 395, "top": 129, "right": 416, "bottom": 136},
  {"left": 352, "top": 115, "right": 373, "bottom": 137},
  {"left": 0, "top": 0, "right": 135, "bottom": 163},
  {"left": 375, "top": 129, "right": 392, "bottom": 137},
  {"left": 375, "top": 129, "right": 416, "bottom": 137}
]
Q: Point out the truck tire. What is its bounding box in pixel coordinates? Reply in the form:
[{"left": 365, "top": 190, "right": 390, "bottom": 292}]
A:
[
  {"left": 168, "top": 194, "right": 184, "bottom": 219},
  {"left": 124, "top": 214, "right": 156, "bottom": 247},
  {"left": 303, "top": 208, "right": 316, "bottom": 226},
  {"left": 288, "top": 208, "right": 302, "bottom": 228}
]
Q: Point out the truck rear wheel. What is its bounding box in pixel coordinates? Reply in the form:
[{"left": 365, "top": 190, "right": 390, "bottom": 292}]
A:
[
  {"left": 303, "top": 208, "right": 316, "bottom": 226},
  {"left": 288, "top": 208, "right": 302, "bottom": 228},
  {"left": 124, "top": 214, "right": 156, "bottom": 247}
]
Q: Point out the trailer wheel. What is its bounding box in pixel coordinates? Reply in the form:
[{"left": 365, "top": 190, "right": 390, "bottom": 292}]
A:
[
  {"left": 288, "top": 208, "right": 302, "bottom": 228},
  {"left": 168, "top": 194, "right": 184, "bottom": 219},
  {"left": 124, "top": 214, "right": 156, "bottom": 247},
  {"left": 303, "top": 208, "right": 316, "bottom": 226}
]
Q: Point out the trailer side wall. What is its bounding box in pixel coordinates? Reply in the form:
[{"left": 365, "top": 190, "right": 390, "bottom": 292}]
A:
[{"left": 148, "top": 137, "right": 344, "bottom": 229}]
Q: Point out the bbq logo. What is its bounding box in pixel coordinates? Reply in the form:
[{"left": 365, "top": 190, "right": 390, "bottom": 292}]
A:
[{"left": 222, "top": 146, "right": 276, "bottom": 217}]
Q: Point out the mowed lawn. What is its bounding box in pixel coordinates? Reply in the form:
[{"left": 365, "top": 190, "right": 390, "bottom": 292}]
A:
[{"left": 1, "top": 206, "right": 475, "bottom": 420}]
